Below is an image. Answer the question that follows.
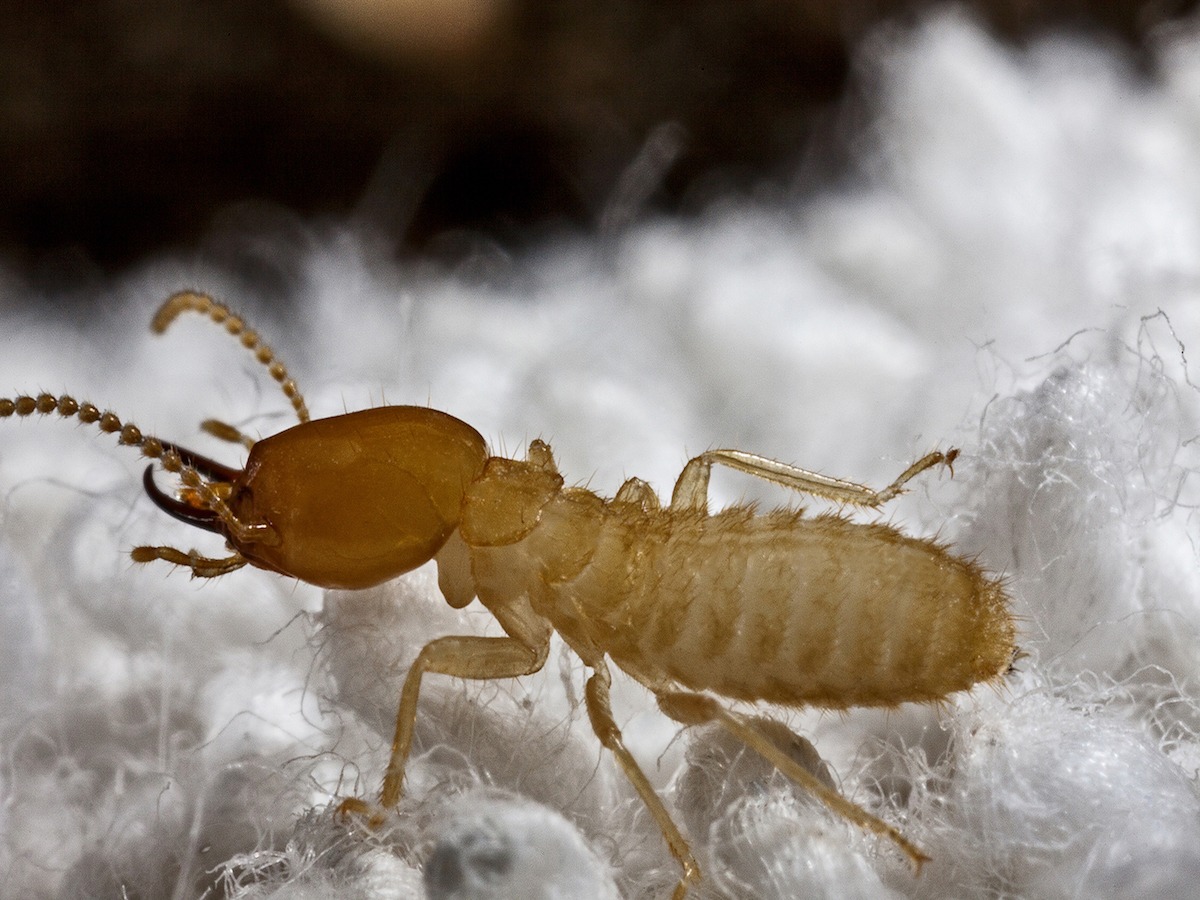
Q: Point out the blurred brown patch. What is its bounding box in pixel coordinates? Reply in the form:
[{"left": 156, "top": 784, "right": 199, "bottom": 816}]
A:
[{"left": 0, "top": 0, "right": 1191, "bottom": 281}]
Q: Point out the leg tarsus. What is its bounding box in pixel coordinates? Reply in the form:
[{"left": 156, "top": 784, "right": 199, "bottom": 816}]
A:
[
  {"left": 335, "top": 796, "right": 386, "bottom": 830},
  {"left": 872, "top": 448, "right": 958, "bottom": 505}
]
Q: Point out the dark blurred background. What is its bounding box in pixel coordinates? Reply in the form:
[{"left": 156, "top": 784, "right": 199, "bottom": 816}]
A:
[{"left": 0, "top": 0, "right": 1193, "bottom": 291}]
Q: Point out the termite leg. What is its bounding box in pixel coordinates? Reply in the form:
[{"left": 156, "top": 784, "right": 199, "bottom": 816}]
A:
[
  {"left": 372, "top": 616, "right": 551, "bottom": 810},
  {"left": 657, "top": 691, "right": 930, "bottom": 873},
  {"left": 200, "top": 418, "right": 256, "bottom": 450},
  {"left": 670, "top": 448, "right": 958, "bottom": 510},
  {"left": 583, "top": 660, "right": 699, "bottom": 899},
  {"left": 130, "top": 545, "right": 249, "bottom": 578}
]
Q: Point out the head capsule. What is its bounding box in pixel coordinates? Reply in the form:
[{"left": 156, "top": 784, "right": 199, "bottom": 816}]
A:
[{"left": 147, "top": 406, "right": 488, "bottom": 589}]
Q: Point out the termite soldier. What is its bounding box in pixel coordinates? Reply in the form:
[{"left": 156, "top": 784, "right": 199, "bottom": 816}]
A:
[{"left": 1, "top": 291, "right": 1016, "bottom": 898}]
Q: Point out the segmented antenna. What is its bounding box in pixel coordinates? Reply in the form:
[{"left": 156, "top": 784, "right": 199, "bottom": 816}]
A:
[
  {"left": 154, "top": 291, "right": 311, "bottom": 424},
  {"left": 0, "top": 392, "right": 272, "bottom": 545}
]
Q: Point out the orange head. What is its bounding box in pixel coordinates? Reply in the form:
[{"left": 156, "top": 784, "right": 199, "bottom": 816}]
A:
[{"left": 145, "top": 406, "right": 488, "bottom": 589}]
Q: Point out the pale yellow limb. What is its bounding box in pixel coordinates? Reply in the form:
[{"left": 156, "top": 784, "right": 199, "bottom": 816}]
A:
[
  {"left": 379, "top": 631, "right": 550, "bottom": 808},
  {"left": 585, "top": 663, "right": 700, "bottom": 900},
  {"left": 130, "top": 545, "right": 249, "bottom": 578},
  {"left": 670, "top": 447, "right": 958, "bottom": 511},
  {"left": 657, "top": 691, "right": 929, "bottom": 873}
]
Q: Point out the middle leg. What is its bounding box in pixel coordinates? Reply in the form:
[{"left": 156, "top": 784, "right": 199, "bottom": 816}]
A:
[{"left": 583, "top": 660, "right": 700, "bottom": 899}]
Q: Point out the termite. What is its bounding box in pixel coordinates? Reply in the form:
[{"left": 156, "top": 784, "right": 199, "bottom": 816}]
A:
[{"left": 2, "top": 291, "right": 1016, "bottom": 897}]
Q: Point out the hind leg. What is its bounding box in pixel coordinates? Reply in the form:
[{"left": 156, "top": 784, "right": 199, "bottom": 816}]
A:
[
  {"left": 670, "top": 448, "right": 957, "bottom": 511},
  {"left": 657, "top": 691, "right": 929, "bottom": 871}
]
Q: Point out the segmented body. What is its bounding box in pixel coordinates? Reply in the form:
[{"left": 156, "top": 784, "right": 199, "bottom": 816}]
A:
[
  {"left": 4, "top": 292, "right": 1017, "bottom": 897},
  {"left": 461, "top": 461, "right": 1013, "bottom": 711}
]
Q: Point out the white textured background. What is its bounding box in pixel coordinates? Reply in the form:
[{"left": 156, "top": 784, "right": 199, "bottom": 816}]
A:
[{"left": 3, "top": 10, "right": 1200, "bottom": 899}]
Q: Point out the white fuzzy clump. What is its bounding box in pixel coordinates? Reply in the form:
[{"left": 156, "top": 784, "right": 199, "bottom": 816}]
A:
[{"left": 4, "top": 10, "right": 1200, "bottom": 900}]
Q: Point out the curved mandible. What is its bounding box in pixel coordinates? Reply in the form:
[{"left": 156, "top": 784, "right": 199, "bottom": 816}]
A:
[
  {"left": 154, "top": 291, "right": 311, "bottom": 424},
  {"left": 142, "top": 466, "right": 224, "bottom": 535}
]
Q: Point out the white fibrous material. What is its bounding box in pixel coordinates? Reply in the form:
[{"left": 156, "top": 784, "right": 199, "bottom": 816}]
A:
[
  {"left": 4, "top": 10, "right": 1200, "bottom": 900},
  {"left": 423, "top": 792, "right": 620, "bottom": 900},
  {"left": 931, "top": 691, "right": 1200, "bottom": 899}
]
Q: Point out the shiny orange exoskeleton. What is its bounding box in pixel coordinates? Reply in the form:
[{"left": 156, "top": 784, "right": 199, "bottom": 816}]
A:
[{"left": 2, "top": 292, "right": 1015, "bottom": 898}]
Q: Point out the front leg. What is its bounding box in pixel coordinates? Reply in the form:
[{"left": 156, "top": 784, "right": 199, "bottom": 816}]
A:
[{"left": 379, "top": 630, "right": 551, "bottom": 808}]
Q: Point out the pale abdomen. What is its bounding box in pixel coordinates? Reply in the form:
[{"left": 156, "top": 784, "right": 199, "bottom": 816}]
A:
[{"left": 566, "top": 507, "right": 1014, "bottom": 708}]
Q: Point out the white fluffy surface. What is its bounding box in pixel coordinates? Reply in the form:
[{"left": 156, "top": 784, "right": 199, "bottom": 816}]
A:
[{"left": 4, "top": 10, "right": 1200, "bottom": 899}]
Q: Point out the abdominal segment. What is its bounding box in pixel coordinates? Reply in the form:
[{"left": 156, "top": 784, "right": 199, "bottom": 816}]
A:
[{"left": 580, "top": 509, "right": 1013, "bottom": 708}]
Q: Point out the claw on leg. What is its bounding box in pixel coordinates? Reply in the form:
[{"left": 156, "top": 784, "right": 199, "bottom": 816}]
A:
[{"left": 335, "top": 796, "right": 387, "bottom": 830}]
